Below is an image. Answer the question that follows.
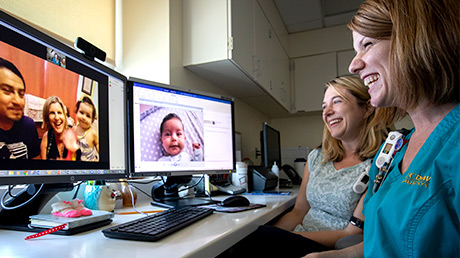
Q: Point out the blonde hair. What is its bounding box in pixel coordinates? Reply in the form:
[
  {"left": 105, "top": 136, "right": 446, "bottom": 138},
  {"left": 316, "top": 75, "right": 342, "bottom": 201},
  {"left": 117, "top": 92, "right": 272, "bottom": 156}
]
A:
[
  {"left": 321, "top": 75, "right": 401, "bottom": 163},
  {"left": 42, "top": 95, "right": 68, "bottom": 131},
  {"left": 348, "top": 0, "right": 460, "bottom": 110}
]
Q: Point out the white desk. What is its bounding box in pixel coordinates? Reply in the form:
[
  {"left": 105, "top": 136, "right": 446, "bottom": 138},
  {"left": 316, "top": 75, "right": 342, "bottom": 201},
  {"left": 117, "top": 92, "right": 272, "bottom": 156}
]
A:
[{"left": 0, "top": 189, "right": 297, "bottom": 258}]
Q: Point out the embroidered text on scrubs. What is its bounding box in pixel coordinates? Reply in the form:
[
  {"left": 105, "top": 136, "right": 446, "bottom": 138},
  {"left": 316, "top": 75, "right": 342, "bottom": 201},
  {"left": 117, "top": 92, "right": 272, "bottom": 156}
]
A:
[{"left": 402, "top": 173, "right": 430, "bottom": 188}]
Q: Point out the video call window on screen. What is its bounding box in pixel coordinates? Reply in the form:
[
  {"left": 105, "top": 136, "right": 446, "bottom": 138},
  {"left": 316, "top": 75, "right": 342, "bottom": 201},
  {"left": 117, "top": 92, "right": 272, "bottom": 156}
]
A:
[
  {"left": 0, "top": 12, "right": 128, "bottom": 184},
  {"left": 130, "top": 79, "right": 235, "bottom": 176}
]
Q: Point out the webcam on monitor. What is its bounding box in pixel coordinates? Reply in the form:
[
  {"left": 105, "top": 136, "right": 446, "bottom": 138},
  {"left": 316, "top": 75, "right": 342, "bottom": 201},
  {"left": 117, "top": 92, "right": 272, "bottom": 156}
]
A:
[{"left": 74, "top": 37, "right": 106, "bottom": 62}]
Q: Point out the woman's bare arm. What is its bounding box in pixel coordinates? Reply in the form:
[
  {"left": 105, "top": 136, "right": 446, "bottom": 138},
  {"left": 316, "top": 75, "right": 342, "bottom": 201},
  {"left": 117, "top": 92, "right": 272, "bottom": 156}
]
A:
[
  {"left": 273, "top": 162, "right": 311, "bottom": 230},
  {"left": 294, "top": 192, "right": 366, "bottom": 248}
]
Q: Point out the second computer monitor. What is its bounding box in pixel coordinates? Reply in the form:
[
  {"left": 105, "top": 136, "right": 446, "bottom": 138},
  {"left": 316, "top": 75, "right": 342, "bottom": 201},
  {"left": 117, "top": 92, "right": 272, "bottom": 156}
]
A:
[
  {"left": 128, "top": 78, "right": 235, "bottom": 177},
  {"left": 261, "top": 122, "right": 281, "bottom": 169}
]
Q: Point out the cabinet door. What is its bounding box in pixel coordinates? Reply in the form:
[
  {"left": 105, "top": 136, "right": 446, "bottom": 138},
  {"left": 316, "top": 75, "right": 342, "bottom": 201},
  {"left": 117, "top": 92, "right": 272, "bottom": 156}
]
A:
[
  {"left": 254, "top": 3, "right": 290, "bottom": 110},
  {"left": 294, "top": 53, "right": 337, "bottom": 112},
  {"left": 272, "top": 37, "right": 290, "bottom": 110},
  {"left": 253, "top": 3, "right": 272, "bottom": 90},
  {"left": 230, "top": 0, "right": 255, "bottom": 79},
  {"left": 183, "top": 0, "right": 228, "bottom": 65}
]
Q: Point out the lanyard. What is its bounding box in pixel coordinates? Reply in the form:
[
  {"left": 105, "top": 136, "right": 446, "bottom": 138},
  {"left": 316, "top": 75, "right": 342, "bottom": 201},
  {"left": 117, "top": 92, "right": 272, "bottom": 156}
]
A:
[{"left": 373, "top": 129, "right": 410, "bottom": 194}]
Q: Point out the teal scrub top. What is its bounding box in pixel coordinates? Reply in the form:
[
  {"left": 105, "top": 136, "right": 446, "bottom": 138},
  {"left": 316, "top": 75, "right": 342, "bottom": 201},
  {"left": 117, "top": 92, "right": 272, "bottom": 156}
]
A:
[{"left": 363, "top": 104, "right": 460, "bottom": 258}]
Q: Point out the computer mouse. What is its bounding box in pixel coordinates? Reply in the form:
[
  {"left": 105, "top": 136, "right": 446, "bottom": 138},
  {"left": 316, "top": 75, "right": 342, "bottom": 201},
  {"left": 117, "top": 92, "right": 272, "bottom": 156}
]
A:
[{"left": 221, "top": 196, "right": 250, "bottom": 207}]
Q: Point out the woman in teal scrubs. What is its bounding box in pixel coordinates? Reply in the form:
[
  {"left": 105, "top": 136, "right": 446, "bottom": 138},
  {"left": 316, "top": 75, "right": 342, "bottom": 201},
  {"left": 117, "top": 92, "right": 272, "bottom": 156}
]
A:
[{"left": 306, "top": 0, "right": 459, "bottom": 257}]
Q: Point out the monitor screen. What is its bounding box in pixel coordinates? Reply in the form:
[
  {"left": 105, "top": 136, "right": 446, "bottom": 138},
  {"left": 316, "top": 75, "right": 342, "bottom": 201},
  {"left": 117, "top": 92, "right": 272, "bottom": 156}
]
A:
[
  {"left": 261, "top": 122, "right": 281, "bottom": 168},
  {"left": 0, "top": 10, "right": 128, "bottom": 185},
  {"left": 128, "top": 78, "right": 235, "bottom": 177}
]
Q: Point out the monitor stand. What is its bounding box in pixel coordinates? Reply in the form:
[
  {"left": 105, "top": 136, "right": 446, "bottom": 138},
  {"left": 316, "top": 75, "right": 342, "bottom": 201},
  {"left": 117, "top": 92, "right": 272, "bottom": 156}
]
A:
[
  {"left": 0, "top": 183, "right": 112, "bottom": 235},
  {"left": 151, "top": 176, "right": 218, "bottom": 209}
]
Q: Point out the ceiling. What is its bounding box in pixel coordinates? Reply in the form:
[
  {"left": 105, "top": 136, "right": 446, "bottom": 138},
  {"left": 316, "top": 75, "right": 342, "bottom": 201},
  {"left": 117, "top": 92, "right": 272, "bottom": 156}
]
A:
[{"left": 273, "top": 0, "right": 363, "bottom": 34}]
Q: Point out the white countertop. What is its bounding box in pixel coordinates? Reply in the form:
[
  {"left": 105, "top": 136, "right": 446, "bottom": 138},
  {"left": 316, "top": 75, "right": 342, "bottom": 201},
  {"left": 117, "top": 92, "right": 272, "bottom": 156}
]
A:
[{"left": 0, "top": 189, "right": 298, "bottom": 258}]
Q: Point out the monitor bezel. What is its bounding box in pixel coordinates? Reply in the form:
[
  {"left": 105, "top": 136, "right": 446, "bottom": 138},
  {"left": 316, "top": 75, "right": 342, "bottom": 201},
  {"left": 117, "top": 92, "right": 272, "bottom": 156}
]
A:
[
  {"left": 127, "top": 77, "right": 236, "bottom": 177},
  {"left": 0, "top": 10, "right": 129, "bottom": 185}
]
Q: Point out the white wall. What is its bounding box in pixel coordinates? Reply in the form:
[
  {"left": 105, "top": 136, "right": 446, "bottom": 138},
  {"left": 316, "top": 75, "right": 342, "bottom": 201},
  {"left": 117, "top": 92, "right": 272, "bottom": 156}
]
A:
[
  {"left": 121, "top": 0, "right": 170, "bottom": 84},
  {"left": 2, "top": 0, "right": 116, "bottom": 64},
  {"left": 272, "top": 112, "right": 324, "bottom": 149},
  {"left": 169, "top": 0, "right": 270, "bottom": 165}
]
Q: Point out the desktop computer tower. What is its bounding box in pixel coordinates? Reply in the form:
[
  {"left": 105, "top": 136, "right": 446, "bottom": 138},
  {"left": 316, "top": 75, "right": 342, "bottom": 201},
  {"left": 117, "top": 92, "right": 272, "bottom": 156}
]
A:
[{"left": 248, "top": 166, "right": 278, "bottom": 192}]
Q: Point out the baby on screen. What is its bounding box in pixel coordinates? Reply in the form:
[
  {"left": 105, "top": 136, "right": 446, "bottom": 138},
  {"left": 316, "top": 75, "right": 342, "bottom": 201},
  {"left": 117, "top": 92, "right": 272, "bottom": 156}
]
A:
[{"left": 157, "top": 113, "right": 202, "bottom": 162}]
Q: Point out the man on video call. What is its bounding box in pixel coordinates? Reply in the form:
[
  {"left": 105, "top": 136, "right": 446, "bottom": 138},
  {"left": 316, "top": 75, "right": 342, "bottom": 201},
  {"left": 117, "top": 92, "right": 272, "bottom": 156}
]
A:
[{"left": 0, "top": 57, "right": 40, "bottom": 159}]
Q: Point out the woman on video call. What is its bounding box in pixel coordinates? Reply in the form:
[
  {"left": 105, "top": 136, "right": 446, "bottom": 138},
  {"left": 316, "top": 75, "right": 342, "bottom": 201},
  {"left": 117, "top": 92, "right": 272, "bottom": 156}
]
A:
[{"left": 41, "top": 95, "right": 81, "bottom": 161}]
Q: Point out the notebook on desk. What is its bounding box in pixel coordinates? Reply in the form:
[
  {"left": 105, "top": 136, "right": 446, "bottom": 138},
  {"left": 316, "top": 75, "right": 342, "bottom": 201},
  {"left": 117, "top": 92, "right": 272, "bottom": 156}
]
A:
[{"left": 29, "top": 210, "right": 113, "bottom": 230}]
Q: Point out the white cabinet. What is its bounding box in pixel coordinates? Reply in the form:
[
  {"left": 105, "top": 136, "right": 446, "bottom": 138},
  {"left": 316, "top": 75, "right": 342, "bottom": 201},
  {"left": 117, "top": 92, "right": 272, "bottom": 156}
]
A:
[
  {"left": 254, "top": 4, "right": 290, "bottom": 109},
  {"left": 294, "top": 53, "right": 337, "bottom": 112},
  {"left": 337, "top": 50, "right": 355, "bottom": 76},
  {"left": 230, "top": 0, "right": 255, "bottom": 78},
  {"left": 253, "top": 3, "right": 270, "bottom": 90},
  {"left": 183, "top": 0, "right": 291, "bottom": 116},
  {"left": 293, "top": 50, "right": 355, "bottom": 113}
]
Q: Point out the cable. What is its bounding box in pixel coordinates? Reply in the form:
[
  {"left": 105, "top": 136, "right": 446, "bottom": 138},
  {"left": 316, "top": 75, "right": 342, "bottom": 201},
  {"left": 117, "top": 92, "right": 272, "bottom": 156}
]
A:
[
  {"left": 106, "top": 178, "right": 161, "bottom": 185},
  {"left": 129, "top": 183, "right": 152, "bottom": 199},
  {"left": 126, "top": 181, "right": 148, "bottom": 216},
  {"left": 125, "top": 178, "right": 162, "bottom": 185},
  {"left": 104, "top": 178, "right": 162, "bottom": 215},
  {"left": 159, "top": 175, "right": 205, "bottom": 195},
  {"left": 7, "top": 185, "right": 20, "bottom": 198},
  {"left": 185, "top": 175, "right": 214, "bottom": 202},
  {"left": 72, "top": 182, "right": 84, "bottom": 200},
  {"left": 177, "top": 175, "right": 206, "bottom": 193},
  {"left": 113, "top": 175, "right": 208, "bottom": 215},
  {"left": 112, "top": 178, "right": 161, "bottom": 202},
  {"left": 204, "top": 190, "right": 216, "bottom": 203},
  {"left": 0, "top": 184, "right": 45, "bottom": 210}
]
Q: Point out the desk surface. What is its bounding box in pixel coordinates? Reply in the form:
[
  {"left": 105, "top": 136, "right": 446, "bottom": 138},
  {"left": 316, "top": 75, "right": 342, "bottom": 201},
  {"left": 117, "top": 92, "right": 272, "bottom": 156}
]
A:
[{"left": 0, "top": 189, "right": 297, "bottom": 258}]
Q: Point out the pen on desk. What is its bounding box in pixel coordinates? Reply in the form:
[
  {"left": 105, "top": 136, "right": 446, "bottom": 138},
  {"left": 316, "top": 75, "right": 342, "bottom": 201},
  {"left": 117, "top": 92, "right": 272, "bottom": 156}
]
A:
[
  {"left": 25, "top": 223, "right": 67, "bottom": 240},
  {"left": 117, "top": 210, "right": 164, "bottom": 215}
]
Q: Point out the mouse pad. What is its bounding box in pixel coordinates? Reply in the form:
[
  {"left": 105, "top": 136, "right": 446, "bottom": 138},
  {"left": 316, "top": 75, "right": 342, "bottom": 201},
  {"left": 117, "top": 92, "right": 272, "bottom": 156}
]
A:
[{"left": 198, "top": 204, "right": 266, "bottom": 213}]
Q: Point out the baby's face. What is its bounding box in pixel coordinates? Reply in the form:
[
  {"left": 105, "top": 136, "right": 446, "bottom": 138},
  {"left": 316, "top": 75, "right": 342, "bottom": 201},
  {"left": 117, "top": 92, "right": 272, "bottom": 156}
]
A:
[
  {"left": 76, "top": 102, "right": 94, "bottom": 130},
  {"left": 161, "top": 117, "right": 186, "bottom": 156}
]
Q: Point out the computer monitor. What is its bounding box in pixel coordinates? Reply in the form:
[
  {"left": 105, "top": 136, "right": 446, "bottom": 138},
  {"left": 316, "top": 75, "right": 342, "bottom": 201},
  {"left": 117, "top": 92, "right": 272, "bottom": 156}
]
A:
[
  {"left": 261, "top": 122, "right": 281, "bottom": 169},
  {"left": 0, "top": 10, "right": 128, "bottom": 231},
  {"left": 127, "top": 78, "right": 235, "bottom": 208}
]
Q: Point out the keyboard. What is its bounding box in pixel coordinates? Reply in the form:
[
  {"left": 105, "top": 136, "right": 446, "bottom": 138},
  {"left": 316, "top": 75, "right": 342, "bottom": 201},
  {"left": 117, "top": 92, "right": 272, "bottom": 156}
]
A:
[{"left": 102, "top": 206, "right": 214, "bottom": 241}]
